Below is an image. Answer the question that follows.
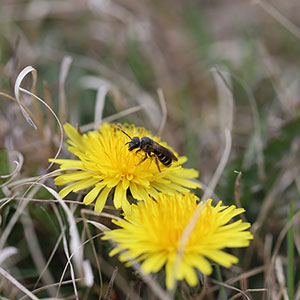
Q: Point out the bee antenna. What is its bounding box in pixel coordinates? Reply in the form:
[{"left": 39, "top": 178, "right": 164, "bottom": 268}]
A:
[{"left": 120, "top": 129, "right": 132, "bottom": 140}]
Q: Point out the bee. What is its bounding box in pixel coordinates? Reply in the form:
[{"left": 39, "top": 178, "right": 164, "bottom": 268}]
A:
[{"left": 121, "top": 130, "right": 178, "bottom": 172}]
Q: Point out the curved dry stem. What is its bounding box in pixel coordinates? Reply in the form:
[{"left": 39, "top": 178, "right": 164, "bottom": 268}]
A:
[
  {"left": 0, "top": 247, "right": 18, "bottom": 265},
  {"left": 0, "top": 92, "right": 37, "bottom": 128},
  {"left": 0, "top": 151, "right": 24, "bottom": 189},
  {"left": 0, "top": 267, "right": 39, "bottom": 300},
  {"left": 14, "top": 66, "right": 38, "bottom": 130},
  {"left": 52, "top": 201, "right": 79, "bottom": 300},
  {"left": 18, "top": 278, "right": 82, "bottom": 300},
  {"left": 21, "top": 207, "right": 57, "bottom": 297},
  {"left": 18, "top": 87, "right": 63, "bottom": 171},
  {"left": 253, "top": 0, "right": 300, "bottom": 40},
  {"left": 265, "top": 210, "right": 300, "bottom": 295},
  {"left": 0, "top": 182, "right": 44, "bottom": 250},
  {"left": 210, "top": 278, "right": 251, "bottom": 300},
  {"left": 59, "top": 56, "right": 72, "bottom": 125},
  {"left": 34, "top": 226, "right": 65, "bottom": 290},
  {"left": 170, "top": 129, "right": 232, "bottom": 295},
  {"left": 156, "top": 88, "right": 167, "bottom": 136},
  {"left": 211, "top": 67, "right": 234, "bottom": 132},
  {"left": 81, "top": 105, "right": 145, "bottom": 132},
  {"left": 94, "top": 85, "right": 108, "bottom": 130},
  {"left": 213, "top": 67, "right": 265, "bottom": 182}
]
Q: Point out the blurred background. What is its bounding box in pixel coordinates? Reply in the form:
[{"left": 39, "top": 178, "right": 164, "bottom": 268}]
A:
[{"left": 1, "top": 0, "right": 300, "bottom": 299}]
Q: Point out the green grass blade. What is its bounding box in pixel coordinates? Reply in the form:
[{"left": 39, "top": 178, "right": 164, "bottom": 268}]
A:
[
  {"left": 0, "top": 149, "right": 10, "bottom": 198},
  {"left": 215, "top": 265, "right": 227, "bottom": 300}
]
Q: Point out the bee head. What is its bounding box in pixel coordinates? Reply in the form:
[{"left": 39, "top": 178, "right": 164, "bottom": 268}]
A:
[{"left": 127, "top": 136, "right": 140, "bottom": 151}]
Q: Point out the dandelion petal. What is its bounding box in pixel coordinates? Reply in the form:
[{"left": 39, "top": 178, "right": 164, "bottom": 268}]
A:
[
  {"left": 114, "top": 183, "right": 125, "bottom": 209},
  {"left": 95, "top": 187, "right": 111, "bottom": 212},
  {"left": 59, "top": 183, "right": 76, "bottom": 198},
  {"left": 103, "top": 192, "right": 253, "bottom": 289},
  {"left": 83, "top": 185, "right": 102, "bottom": 205}
]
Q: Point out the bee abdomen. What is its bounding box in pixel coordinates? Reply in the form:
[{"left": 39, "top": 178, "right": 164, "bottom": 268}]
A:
[{"left": 155, "top": 151, "right": 172, "bottom": 166}]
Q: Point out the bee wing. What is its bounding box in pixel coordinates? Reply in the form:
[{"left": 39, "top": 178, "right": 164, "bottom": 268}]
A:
[
  {"left": 154, "top": 141, "right": 178, "bottom": 161},
  {"left": 167, "top": 149, "right": 178, "bottom": 161}
]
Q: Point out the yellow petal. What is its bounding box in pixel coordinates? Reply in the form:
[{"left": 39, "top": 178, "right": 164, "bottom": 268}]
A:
[
  {"left": 54, "top": 171, "right": 92, "bottom": 185},
  {"left": 94, "top": 187, "right": 111, "bottom": 212},
  {"left": 103, "top": 176, "right": 120, "bottom": 188},
  {"left": 72, "top": 178, "right": 99, "bottom": 192},
  {"left": 114, "top": 183, "right": 126, "bottom": 209},
  {"left": 181, "top": 264, "right": 198, "bottom": 287},
  {"left": 59, "top": 184, "right": 76, "bottom": 198},
  {"left": 165, "top": 256, "right": 176, "bottom": 290},
  {"left": 141, "top": 252, "right": 166, "bottom": 273},
  {"left": 205, "top": 250, "right": 238, "bottom": 267},
  {"left": 121, "top": 197, "right": 132, "bottom": 215},
  {"left": 83, "top": 185, "right": 102, "bottom": 205},
  {"left": 188, "top": 254, "right": 212, "bottom": 275},
  {"left": 64, "top": 123, "right": 83, "bottom": 149}
]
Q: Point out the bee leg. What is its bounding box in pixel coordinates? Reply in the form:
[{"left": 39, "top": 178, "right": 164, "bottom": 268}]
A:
[
  {"left": 154, "top": 155, "right": 161, "bottom": 172},
  {"left": 135, "top": 149, "right": 142, "bottom": 154},
  {"left": 136, "top": 153, "right": 148, "bottom": 166},
  {"left": 149, "top": 154, "right": 161, "bottom": 172}
]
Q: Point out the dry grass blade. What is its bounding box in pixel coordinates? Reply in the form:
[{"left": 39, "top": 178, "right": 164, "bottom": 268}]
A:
[
  {"left": 55, "top": 231, "right": 106, "bottom": 298},
  {"left": 34, "top": 228, "right": 65, "bottom": 290},
  {"left": 253, "top": 0, "right": 300, "bottom": 40},
  {"left": 0, "top": 151, "right": 23, "bottom": 188},
  {"left": 204, "top": 265, "right": 266, "bottom": 295},
  {"left": 265, "top": 211, "right": 300, "bottom": 298},
  {"left": 192, "top": 179, "right": 221, "bottom": 204},
  {"left": 254, "top": 169, "right": 295, "bottom": 232},
  {"left": 41, "top": 185, "right": 84, "bottom": 279},
  {"left": 14, "top": 66, "right": 38, "bottom": 130},
  {"left": 85, "top": 220, "right": 110, "bottom": 232},
  {"left": 43, "top": 81, "right": 55, "bottom": 142},
  {"left": 0, "top": 182, "right": 43, "bottom": 250},
  {"left": 210, "top": 278, "right": 251, "bottom": 300},
  {"left": 212, "top": 67, "right": 234, "bottom": 132},
  {"left": 156, "top": 88, "right": 167, "bottom": 136},
  {"left": 18, "top": 278, "right": 82, "bottom": 300},
  {"left": 21, "top": 209, "right": 57, "bottom": 297},
  {"left": 82, "top": 259, "right": 94, "bottom": 288},
  {"left": 228, "top": 288, "right": 267, "bottom": 300},
  {"left": 0, "top": 267, "right": 39, "bottom": 300},
  {"left": 0, "top": 194, "right": 18, "bottom": 211},
  {"left": 81, "top": 209, "right": 104, "bottom": 299},
  {"left": 81, "top": 105, "right": 145, "bottom": 132},
  {"left": 234, "top": 171, "right": 247, "bottom": 222},
  {"left": 223, "top": 71, "right": 265, "bottom": 181},
  {"left": 0, "top": 247, "right": 18, "bottom": 265},
  {"left": 102, "top": 105, "right": 145, "bottom": 124},
  {"left": 59, "top": 56, "right": 72, "bottom": 125},
  {"left": 52, "top": 201, "right": 79, "bottom": 300},
  {"left": 94, "top": 85, "right": 108, "bottom": 130},
  {"left": 263, "top": 234, "right": 272, "bottom": 288},
  {"left": 16, "top": 86, "right": 63, "bottom": 170},
  {"left": 275, "top": 256, "right": 289, "bottom": 300},
  {"left": 170, "top": 129, "right": 232, "bottom": 295},
  {"left": 103, "top": 266, "right": 118, "bottom": 300},
  {"left": 201, "top": 129, "right": 232, "bottom": 203}
]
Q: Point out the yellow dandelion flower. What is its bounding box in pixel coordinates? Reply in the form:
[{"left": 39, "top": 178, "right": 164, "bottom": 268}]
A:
[
  {"left": 51, "top": 123, "right": 200, "bottom": 213},
  {"left": 103, "top": 193, "right": 253, "bottom": 289}
]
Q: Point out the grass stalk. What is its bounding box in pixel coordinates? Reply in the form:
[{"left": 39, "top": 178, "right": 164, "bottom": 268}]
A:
[
  {"left": 215, "top": 265, "right": 227, "bottom": 300},
  {"left": 287, "top": 199, "right": 294, "bottom": 300}
]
